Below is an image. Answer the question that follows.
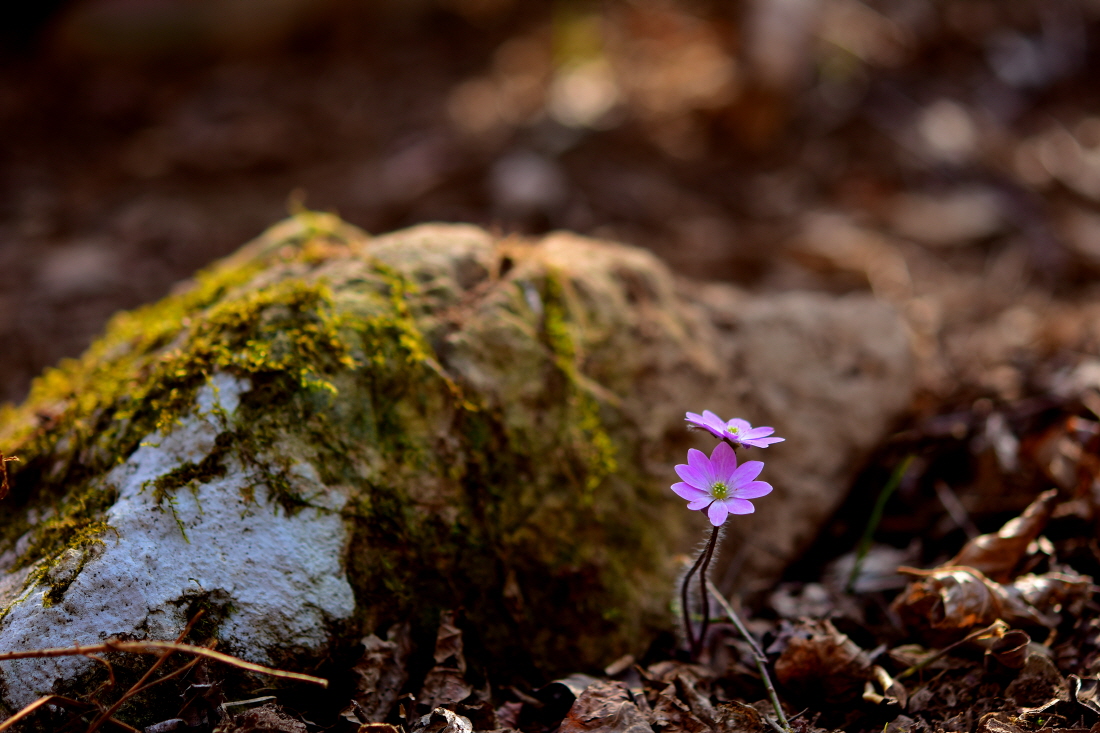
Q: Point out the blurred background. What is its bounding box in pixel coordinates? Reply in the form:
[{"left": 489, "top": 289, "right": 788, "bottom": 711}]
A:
[{"left": 3, "top": 0, "right": 1100, "bottom": 411}]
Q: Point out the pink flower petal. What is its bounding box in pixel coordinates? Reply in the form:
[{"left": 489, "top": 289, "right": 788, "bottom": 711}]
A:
[
  {"left": 710, "top": 441, "right": 738, "bottom": 478},
  {"left": 730, "top": 460, "right": 764, "bottom": 484},
  {"left": 687, "top": 448, "right": 715, "bottom": 484},
  {"left": 725, "top": 498, "right": 756, "bottom": 515},
  {"left": 687, "top": 497, "right": 712, "bottom": 510},
  {"left": 685, "top": 411, "right": 706, "bottom": 426},
  {"left": 745, "top": 436, "right": 784, "bottom": 447},
  {"left": 672, "top": 481, "right": 708, "bottom": 501},
  {"left": 686, "top": 411, "right": 727, "bottom": 439},
  {"left": 742, "top": 427, "right": 774, "bottom": 439},
  {"left": 707, "top": 501, "right": 729, "bottom": 526},
  {"left": 727, "top": 418, "right": 751, "bottom": 433},
  {"left": 733, "top": 481, "right": 772, "bottom": 499},
  {"left": 675, "top": 463, "right": 706, "bottom": 487}
]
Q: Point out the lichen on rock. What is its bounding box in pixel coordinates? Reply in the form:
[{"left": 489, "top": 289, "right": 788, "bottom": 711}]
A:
[{"left": 0, "top": 213, "right": 915, "bottom": 715}]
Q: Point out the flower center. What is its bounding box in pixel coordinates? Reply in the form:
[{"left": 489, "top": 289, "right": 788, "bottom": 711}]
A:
[
  {"left": 725, "top": 425, "right": 740, "bottom": 435},
  {"left": 710, "top": 481, "right": 729, "bottom": 500}
]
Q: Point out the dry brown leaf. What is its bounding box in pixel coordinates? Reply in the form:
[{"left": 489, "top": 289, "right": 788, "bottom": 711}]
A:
[
  {"left": 1017, "top": 673, "right": 1100, "bottom": 724},
  {"left": 946, "top": 489, "right": 1059, "bottom": 583},
  {"left": 433, "top": 611, "right": 466, "bottom": 670},
  {"left": 981, "top": 629, "right": 1031, "bottom": 670},
  {"left": 342, "top": 625, "right": 411, "bottom": 724},
  {"left": 642, "top": 661, "right": 713, "bottom": 687},
  {"left": 1006, "top": 652, "right": 1068, "bottom": 707},
  {"left": 557, "top": 681, "right": 653, "bottom": 733},
  {"left": 647, "top": 683, "right": 708, "bottom": 733},
  {"left": 893, "top": 565, "right": 1094, "bottom": 643},
  {"left": 419, "top": 612, "right": 473, "bottom": 711},
  {"left": 1007, "top": 570, "right": 1096, "bottom": 620},
  {"left": 892, "top": 566, "right": 1041, "bottom": 641},
  {"left": 410, "top": 708, "right": 474, "bottom": 733},
  {"left": 419, "top": 669, "right": 474, "bottom": 713},
  {"left": 358, "top": 724, "right": 404, "bottom": 733},
  {"left": 712, "top": 701, "right": 765, "bottom": 733},
  {"left": 975, "top": 712, "right": 1026, "bottom": 733},
  {"left": 222, "top": 702, "right": 308, "bottom": 733},
  {"left": 772, "top": 619, "right": 873, "bottom": 703},
  {"left": 672, "top": 674, "right": 715, "bottom": 729}
]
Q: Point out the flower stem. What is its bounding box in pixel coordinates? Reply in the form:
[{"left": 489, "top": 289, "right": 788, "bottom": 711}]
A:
[
  {"left": 695, "top": 525, "right": 720, "bottom": 657},
  {"left": 706, "top": 580, "right": 790, "bottom": 733},
  {"left": 679, "top": 537, "right": 708, "bottom": 654},
  {"left": 680, "top": 526, "right": 720, "bottom": 659}
]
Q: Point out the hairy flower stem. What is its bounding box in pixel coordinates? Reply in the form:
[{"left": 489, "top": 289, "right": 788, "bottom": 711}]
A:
[
  {"left": 680, "top": 526, "right": 720, "bottom": 659},
  {"left": 695, "top": 525, "right": 719, "bottom": 656}
]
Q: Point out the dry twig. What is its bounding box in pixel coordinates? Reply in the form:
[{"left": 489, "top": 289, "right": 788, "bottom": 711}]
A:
[
  {"left": 83, "top": 611, "right": 206, "bottom": 733},
  {"left": 0, "top": 627, "right": 327, "bottom": 731},
  {"left": 0, "top": 641, "right": 327, "bottom": 687}
]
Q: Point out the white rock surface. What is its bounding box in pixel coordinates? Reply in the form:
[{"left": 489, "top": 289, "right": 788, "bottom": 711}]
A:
[{"left": 0, "top": 373, "right": 354, "bottom": 708}]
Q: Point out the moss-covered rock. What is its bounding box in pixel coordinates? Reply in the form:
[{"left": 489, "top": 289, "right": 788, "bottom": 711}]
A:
[{"left": 0, "top": 214, "right": 913, "bottom": 714}]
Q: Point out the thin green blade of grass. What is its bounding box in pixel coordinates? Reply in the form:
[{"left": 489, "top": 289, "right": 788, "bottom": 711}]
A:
[{"left": 846, "top": 454, "right": 914, "bottom": 593}]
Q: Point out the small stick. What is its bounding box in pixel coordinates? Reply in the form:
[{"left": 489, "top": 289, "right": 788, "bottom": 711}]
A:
[
  {"left": 895, "top": 620, "right": 1007, "bottom": 681},
  {"left": 0, "top": 640, "right": 327, "bottom": 687},
  {"left": 706, "top": 581, "right": 790, "bottom": 733},
  {"left": 85, "top": 612, "right": 207, "bottom": 732},
  {"left": 0, "top": 694, "right": 141, "bottom": 733}
]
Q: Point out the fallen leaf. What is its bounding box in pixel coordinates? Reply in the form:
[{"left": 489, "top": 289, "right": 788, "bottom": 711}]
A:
[
  {"left": 947, "top": 489, "right": 1059, "bottom": 583},
  {"left": 535, "top": 673, "right": 602, "bottom": 723},
  {"left": 221, "top": 702, "right": 308, "bottom": 733},
  {"left": 342, "top": 624, "right": 411, "bottom": 723},
  {"left": 712, "top": 701, "right": 765, "bottom": 733},
  {"left": 495, "top": 701, "right": 523, "bottom": 729},
  {"left": 359, "top": 724, "right": 404, "bottom": 733},
  {"left": 893, "top": 567, "right": 1045, "bottom": 642},
  {"left": 410, "top": 708, "right": 475, "bottom": 733},
  {"left": 558, "top": 681, "right": 653, "bottom": 733},
  {"left": 647, "top": 683, "right": 708, "bottom": 733},
  {"left": 975, "top": 712, "right": 1026, "bottom": 733},
  {"left": 419, "top": 668, "right": 473, "bottom": 712},
  {"left": 642, "top": 661, "right": 713, "bottom": 687},
  {"left": 772, "top": 619, "right": 873, "bottom": 703},
  {"left": 419, "top": 613, "right": 473, "bottom": 711},
  {"left": 982, "top": 629, "right": 1031, "bottom": 671},
  {"left": 1006, "top": 652, "right": 1069, "bottom": 707},
  {"left": 454, "top": 700, "right": 498, "bottom": 731},
  {"left": 673, "top": 673, "right": 716, "bottom": 728},
  {"left": 1018, "top": 674, "right": 1100, "bottom": 724},
  {"left": 433, "top": 611, "right": 466, "bottom": 671},
  {"left": 893, "top": 564, "right": 1094, "bottom": 643}
]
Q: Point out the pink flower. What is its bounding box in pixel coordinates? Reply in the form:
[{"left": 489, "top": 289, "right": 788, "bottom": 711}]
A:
[
  {"left": 685, "top": 411, "right": 784, "bottom": 448},
  {"left": 671, "top": 441, "right": 773, "bottom": 526}
]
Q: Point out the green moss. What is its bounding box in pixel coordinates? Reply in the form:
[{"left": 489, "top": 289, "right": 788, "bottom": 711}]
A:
[
  {"left": 539, "top": 271, "right": 619, "bottom": 502},
  {"left": 16, "top": 487, "right": 119, "bottom": 572}
]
